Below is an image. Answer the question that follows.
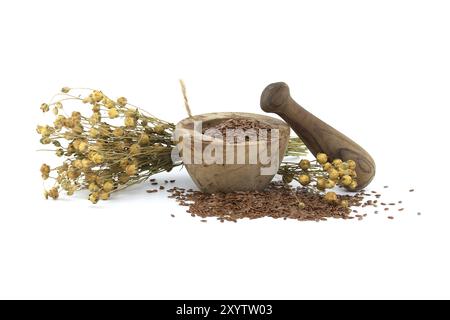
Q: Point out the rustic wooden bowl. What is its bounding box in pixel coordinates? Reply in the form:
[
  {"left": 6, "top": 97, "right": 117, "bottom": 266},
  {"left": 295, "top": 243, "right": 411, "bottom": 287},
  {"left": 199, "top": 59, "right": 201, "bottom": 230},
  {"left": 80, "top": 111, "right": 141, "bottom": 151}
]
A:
[{"left": 175, "top": 112, "right": 290, "bottom": 193}]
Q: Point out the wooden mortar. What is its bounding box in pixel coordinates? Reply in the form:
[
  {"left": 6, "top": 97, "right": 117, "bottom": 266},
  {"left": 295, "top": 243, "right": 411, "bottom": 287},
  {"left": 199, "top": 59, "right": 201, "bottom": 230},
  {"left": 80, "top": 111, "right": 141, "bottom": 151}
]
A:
[{"left": 175, "top": 112, "right": 290, "bottom": 193}]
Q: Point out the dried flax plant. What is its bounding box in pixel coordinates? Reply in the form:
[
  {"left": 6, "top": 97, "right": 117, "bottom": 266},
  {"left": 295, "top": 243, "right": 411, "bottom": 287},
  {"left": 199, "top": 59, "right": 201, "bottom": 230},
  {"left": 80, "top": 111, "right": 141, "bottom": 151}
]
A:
[
  {"left": 38, "top": 87, "right": 179, "bottom": 203},
  {"left": 278, "top": 152, "right": 359, "bottom": 207}
]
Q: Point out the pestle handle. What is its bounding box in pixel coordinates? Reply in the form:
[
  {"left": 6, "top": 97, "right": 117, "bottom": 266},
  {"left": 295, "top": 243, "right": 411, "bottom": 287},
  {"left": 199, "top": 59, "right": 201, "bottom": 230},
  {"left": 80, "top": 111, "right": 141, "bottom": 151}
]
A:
[{"left": 260, "top": 82, "right": 375, "bottom": 190}]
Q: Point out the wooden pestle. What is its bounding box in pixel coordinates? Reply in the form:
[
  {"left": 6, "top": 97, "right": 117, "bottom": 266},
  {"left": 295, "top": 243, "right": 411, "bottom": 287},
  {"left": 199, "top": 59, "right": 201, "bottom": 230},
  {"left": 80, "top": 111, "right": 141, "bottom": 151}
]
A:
[{"left": 260, "top": 82, "right": 375, "bottom": 190}]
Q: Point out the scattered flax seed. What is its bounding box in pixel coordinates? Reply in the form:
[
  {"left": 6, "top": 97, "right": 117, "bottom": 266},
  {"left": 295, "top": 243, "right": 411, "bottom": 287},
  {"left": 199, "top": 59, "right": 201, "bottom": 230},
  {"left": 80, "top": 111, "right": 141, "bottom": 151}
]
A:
[
  {"left": 398, "top": 201, "right": 402, "bottom": 204},
  {"left": 409, "top": 189, "right": 415, "bottom": 192},
  {"left": 150, "top": 179, "right": 156, "bottom": 182},
  {"left": 171, "top": 214, "right": 175, "bottom": 218},
  {"left": 388, "top": 216, "right": 394, "bottom": 220},
  {"left": 164, "top": 180, "right": 168, "bottom": 184},
  {"left": 200, "top": 219, "right": 207, "bottom": 223},
  {"left": 417, "top": 212, "right": 422, "bottom": 216},
  {"left": 398, "top": 208, "right": 404, "bottom": 211},
  {"left": 384, "top": 186, "right": 389, "bottom": 188},
  {"left": 146, "top": 189, "right": 158, "bottom": 193},
  {"left": 381, "top": 203, "right": 387, "bottom": 206},
  {"left": 170, "top": 180, "right": 176, "bottom": 183},
  {"left": 151, "top": 182, "right": 158, "bottom": 185},
  {"left": 389, "top": 203, "right": 396, "bottom": 206},
  {"left": 371, "top": 191, "right": 377, "bottom": 194},
  {"left": 159, "top": 185, "right": 165, "bottom": 190},
  {"left": 384, "top": 208, "right": 389, "bottom": 211},
  {"left": 374, "top": 211, "right": 379, "bottom": 214}
]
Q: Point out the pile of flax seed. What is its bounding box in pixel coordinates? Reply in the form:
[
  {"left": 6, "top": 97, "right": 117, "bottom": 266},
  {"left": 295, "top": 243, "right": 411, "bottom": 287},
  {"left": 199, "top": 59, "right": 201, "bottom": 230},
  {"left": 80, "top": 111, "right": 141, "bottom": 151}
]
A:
[{"left": 161, "top": 182, "right": 417, "bottom": 223}]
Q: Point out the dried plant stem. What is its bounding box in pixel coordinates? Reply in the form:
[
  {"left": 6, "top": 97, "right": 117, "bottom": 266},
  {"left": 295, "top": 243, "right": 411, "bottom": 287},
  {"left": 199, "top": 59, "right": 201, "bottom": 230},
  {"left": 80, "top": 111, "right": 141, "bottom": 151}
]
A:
[{"left": 179, "top": 79, "right": 192, "bottom": 117}]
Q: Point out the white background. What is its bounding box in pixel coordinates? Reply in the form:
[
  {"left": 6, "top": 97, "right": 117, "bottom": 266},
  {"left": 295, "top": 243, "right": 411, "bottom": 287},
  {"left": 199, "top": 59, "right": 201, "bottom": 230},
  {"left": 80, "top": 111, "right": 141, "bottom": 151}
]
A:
[{"left": 0, "top": 0, "right": 449, "bottom": 299}]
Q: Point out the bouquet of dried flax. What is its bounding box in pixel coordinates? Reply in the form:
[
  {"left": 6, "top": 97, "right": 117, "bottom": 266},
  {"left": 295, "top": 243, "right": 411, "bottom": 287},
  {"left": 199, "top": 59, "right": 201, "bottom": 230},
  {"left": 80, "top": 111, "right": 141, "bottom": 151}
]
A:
[{"left": 38, "top": 87, "right": 179, "bottom": 203}]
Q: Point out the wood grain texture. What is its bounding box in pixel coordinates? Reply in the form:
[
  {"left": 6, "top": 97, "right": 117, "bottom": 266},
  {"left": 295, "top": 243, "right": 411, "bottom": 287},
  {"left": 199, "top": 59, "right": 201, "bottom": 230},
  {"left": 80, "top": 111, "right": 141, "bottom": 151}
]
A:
[{"left": 261, "top": 82, "right": 376, "bottom": 190}]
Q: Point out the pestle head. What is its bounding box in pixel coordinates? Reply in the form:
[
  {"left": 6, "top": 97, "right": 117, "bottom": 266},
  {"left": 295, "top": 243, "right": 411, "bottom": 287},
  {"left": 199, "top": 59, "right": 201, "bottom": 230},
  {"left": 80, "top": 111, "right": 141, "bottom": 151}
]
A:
[{"left": 260, "top": 82, "right": 291, "bottom": 114}]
